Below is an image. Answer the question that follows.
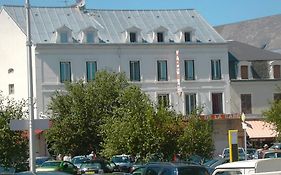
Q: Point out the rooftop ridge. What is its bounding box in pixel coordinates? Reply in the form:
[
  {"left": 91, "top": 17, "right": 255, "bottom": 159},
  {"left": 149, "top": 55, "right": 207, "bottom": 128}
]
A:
[
  {"left": 215, "top": 13, "right": 281, "bottom": 27},
  {"left": 2, "top": 5, "right": 195, "bottom": 11}
]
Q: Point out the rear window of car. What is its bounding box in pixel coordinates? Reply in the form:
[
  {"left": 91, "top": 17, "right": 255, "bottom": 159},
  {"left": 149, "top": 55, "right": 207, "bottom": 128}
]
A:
[{"left": 178, "top": 166, "right": 209, "bottom": 175}]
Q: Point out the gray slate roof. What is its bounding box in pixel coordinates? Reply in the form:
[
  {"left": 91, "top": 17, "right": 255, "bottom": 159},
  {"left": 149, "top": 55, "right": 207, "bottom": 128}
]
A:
[
  {"left": 228, "top": 41, "right": 281, "bottom": 61},
  {"left": 1, "top": 5, "right": 225, "bottom": 44},
  {"left": 215, "top": 14, "right": 281, "bottom": 54}
]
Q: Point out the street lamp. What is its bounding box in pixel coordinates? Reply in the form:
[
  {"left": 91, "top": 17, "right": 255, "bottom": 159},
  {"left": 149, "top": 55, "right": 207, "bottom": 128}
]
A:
[
  {"left": 25, "top": 0, "right": 35, "bottom": 173},
  {"left": 241, "top": 113, "right": 247, "bottom": 160}
]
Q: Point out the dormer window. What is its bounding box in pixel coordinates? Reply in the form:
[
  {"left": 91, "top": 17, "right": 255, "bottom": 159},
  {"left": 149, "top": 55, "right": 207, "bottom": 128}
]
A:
[
  {"left": 152, "top": 26, "right": 168, "bottom": 43},
  {"left": 78, "top": 26, "right": 98, "bottom": 44},
  {"left": 60, "top": 31, "right": 68, "bottom": 43},
  {"left": 86, "top": 31, "right": 94, "bottom": 43},
  {"left": 56, "top": 25, "right": 72, "bottom": 43},
  {"left": 129, "top": 32, "right": 137, "bottom": 43},
  {"left": 125, "top": 26, "right": 141, "bottom": 43},
  {"left": 273, "top": 65, "right": 280, "bottom": 79},
  {"left": 176, "top": 27, "right": 194, "bottom": 43},
  {"left": 157, "top": 32, "right": 164, "bottom": 42},
  {"left": 184, "top": 32, "right": 191, "bottom": 42}
]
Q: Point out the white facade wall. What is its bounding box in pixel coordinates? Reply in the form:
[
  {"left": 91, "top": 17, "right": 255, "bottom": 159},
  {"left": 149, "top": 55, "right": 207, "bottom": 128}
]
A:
[
  {"left": 35, "top": 43, "right": 230, "bottom": 117},
  {"left": 230, "top": 81, "right": 281, "bottom": 114},
  {"left": 0, "top": 10, "right": 28, "bottom": 102}
]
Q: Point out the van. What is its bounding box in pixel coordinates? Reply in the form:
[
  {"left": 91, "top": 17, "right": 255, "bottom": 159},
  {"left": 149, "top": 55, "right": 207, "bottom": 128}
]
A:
[{"left": 211, "top": 158, "right": 281, "bottom": 175}]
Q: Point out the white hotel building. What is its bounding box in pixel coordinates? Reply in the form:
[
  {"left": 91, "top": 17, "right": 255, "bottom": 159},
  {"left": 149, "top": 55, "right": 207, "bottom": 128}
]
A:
[{"left": 0, "top": 4, "right": 280, "bottom": 156}]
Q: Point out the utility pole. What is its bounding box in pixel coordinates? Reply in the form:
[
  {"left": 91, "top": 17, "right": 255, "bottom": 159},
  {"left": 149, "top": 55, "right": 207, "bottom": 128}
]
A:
[{"left": 25, "top": 0, "right": 36, "bottom": 173}]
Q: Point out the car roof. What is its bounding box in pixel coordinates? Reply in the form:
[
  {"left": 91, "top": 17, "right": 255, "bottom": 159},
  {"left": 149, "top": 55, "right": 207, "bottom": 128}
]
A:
[
  {"left": 145, "top": 162, "right": 205, "bottom": 168},
  {"left": 215, "top": 158, "right": 281, "bottom": 170}
]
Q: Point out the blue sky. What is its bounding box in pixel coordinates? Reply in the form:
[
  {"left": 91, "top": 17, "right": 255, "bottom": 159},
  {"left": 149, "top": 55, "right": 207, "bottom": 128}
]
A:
[{"left": 1, "top": 0, "right": 281, "bottom": 26}]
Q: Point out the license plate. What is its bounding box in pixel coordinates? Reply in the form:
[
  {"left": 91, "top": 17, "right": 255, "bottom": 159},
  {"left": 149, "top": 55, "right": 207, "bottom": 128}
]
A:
[{"left": 85, "top": 171, "right": 95, "bottom": 174}]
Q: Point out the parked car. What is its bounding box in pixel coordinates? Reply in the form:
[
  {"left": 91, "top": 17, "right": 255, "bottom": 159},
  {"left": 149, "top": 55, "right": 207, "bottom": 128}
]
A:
[
  {"left": 220, "top": 147, "right": 246, "bottom": 160},
  {"left": 36, "top": 160, "right": 77, "bottom": 174},
  {"left": 35, "top": 156, "right": 53, "bottom": 167},
  {"left": 246, "top": 148, "right": 256, "bottom": 159},
  {"left": 78, "top": 159, "right": 119, "bottom": 174},
  {"left": 270, "top": 143, "right": 281, "bottom": 150},
  {"left": 16, "top": 171, "right": 71, "bottom": 175},
  {"left": 131, "top": 162, "right": 210, "bottom": 175},
  {"left": 203, "top": 157, "right": 229, "bottom": 174},
  {"left": 111, "top": 154, "right": 133, "bottom": 172},
  {"left": 211, "top": 158, "right": 281, "bottom": 175},
  {"left": 262, "top": 150, "right": 281, "bottom": 159},
  {"left": 71, "top": 155, "right": 90, "bottom": 168}
]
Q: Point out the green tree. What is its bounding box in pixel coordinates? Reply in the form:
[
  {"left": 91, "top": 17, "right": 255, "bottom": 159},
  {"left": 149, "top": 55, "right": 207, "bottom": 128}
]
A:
[
  {"left": 0, "top": 93, "right": 28, "bottom": 170},
  {"left": 101, "top": 86, "right": 183, "bottom": 161},
  {"left": 45, "top": 71, "right": 129, "bottom": 156},
  {"left": 177, "top": 111, "right": 214, "bottom": 160},
  {"left": 263, "top": 88, "right": 281, "bottom": 141}
]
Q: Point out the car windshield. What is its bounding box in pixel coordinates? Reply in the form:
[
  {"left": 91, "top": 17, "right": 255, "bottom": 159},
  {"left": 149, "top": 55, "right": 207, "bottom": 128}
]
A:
[
  {"left": 112, "top": 156, "right": 130, "bottom": 163},
  {"left": 80, "top": 163, "right": 101, "bottom": 169},
  {"left": 224, "top": 148, "right": 244, "bottom": 157},
  {"left": 72, "top": 157, "right": 89, "bottom": 164},
  {"left": 41, "top": 162, "right": 61, "bottom": 167}
]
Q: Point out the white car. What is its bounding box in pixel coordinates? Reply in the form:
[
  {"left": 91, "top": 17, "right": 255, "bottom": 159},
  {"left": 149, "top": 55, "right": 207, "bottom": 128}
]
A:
[{"left": 220, "top": 147, "right": 246, "bottom": 160}]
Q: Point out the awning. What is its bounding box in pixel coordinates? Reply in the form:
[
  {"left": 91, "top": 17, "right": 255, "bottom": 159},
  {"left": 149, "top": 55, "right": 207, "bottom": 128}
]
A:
[{"left": 245, "top": 120, "right": 278, "bottom": 139}]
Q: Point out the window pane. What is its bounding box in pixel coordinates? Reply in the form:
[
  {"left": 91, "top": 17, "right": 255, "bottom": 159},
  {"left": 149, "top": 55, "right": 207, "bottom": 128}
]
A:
[
  {"left": 185, "top": 60, "right": 194, "bottom": 80},
  {"left": 211, "top": 60, "right": 221, "bottom": 80},
  {"left": 60, "top": 32, "right": 68, "bottom": 43},
  {"left": 212, "top": 93, "right": 223, "bottom": 114},
  {"left": 130, "top": 32, "right": 137, "bottom": 43},
  {"left": 186, "top": 93, "right": 196, "bottom": 115},
  {"left": 157, "top": 32, "right": 164, "bottom": 42},
  {"left": 241, "top": 66, "right": 248, "bottom": 79},
  {"left": 60, "top": 62, "right": 71, "bottom": 83},
  {"left": 241, "top": 94, "right": 252, "bottom": 114},
  {"left": 130, "top": 61, "right": 140, "bottom": 81},
  {"left": 274, "top": 93, "right": 281, "bottom": 101},
  {"left": 9, "top": 84, "right": 14, "bottom": 95},
  {"left": 273, "top": 65, "right": 280, "bottom": 79},
  {"left": 157, "top": 60, "right": 168, "bottom": 81},
  {"left": 158, "top": 94, "right": 169, "bottom": 108},
  {"left": 184, "top": 32, "right": 191, "bottom": 42},
  {"left": 86, "top": 61, "right": 97, "bottom": 81},
  {"left": 86, "top": 32, "right": 94, "bottom": 43}
]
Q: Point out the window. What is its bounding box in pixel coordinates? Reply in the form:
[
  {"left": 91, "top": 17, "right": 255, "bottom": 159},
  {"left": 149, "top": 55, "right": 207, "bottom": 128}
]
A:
[
  {"left": 185, "top": 60, "right": 195, "bottom": 80},
  {"left": 211, "top": 60, "right": 221, "bottom": 80},
  {"left": 185, "top": 93, "right": 196, "bottom": 115},
  {"left": 86, "top": 61, "right": 97, "bottom": 81},
  {"left": 86, "top": 31, "right": 94, "bottom": 43},
  {"left": 158, "top": 94, "right": 169, "bottom": 108},
  {"left": 157, "top": 32, "right": 164, "bottom": 42},
  {"left": 184, "top": 32, "right": 191, "bottom": 42},
  {"left": 274, "top": 93, "right": 281, "bottom": 101},
  {"left": 212, "top": 93, "right": 223, "bottom": 114},
  {"left": 60, "top": 62, "right": 71, "bottom": 83},
  {"left": 241, "top": 65, "right": 248, "bottom": 79},
  {"left": 129, "top": 32, "right": 137, "bottom": 43},
  {"left": 273, "top": 65, "right": 280, "bottom": 79},
  {"left": 130, "top": 61, "right": 140, "bottom": 81},
  {"left": 60, "top": 31, "right": 68, "bottom": 43},
  {"left": 157, "top": 60, "right": 168, "bottom": 81},
  {"left": 241, "top": 94, "right": 252, "bottom": 114},
  {"left": 9, "top": 84, "right": 14, "bottom": 95}
]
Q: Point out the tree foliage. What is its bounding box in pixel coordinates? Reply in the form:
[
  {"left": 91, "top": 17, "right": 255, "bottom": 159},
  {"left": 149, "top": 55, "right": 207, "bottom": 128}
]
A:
[
  {"left": 45, "top": 71, "right": 129, "bottom": 156},
  {"left": 0, "top": 93, "right": 28, "bottom": 169},
  {"left": 263, "top": 87, "right": 281, "bottom": 141},
  {"left": 177, "top": 111, "right": 214, "bottom": 159},
  {"left": 46, "top": 71, "right": 214, "bottom": 160}
]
